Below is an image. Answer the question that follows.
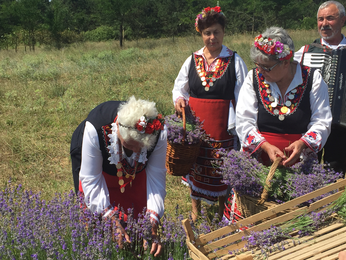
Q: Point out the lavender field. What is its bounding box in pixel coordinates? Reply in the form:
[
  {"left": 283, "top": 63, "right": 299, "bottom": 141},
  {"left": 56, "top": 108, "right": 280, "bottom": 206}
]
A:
[{"left": 1, "top": 29, "right": 346, "bottom": 259}]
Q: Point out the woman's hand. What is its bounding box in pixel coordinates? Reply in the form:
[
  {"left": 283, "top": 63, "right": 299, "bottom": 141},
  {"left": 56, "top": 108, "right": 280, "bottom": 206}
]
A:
[
  {"left": 144, "top": 223, "right": 162, "bottom": 257},
  {"left": 283, "top": 140, "right": 306, "bottom": 166},
  {"left": 261, "top": 142, "right": 286, "bottom": 163},
  {"left": 111, "top": 216, "right": 131, "bottom": 249},
  {"left": 174, "top": 98, "right": 186, "bottom": 114}
]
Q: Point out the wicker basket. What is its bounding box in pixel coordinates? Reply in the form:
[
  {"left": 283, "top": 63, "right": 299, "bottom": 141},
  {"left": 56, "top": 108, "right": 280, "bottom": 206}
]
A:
[
  {"left": 165, "top": 108, "right": 201, "bottom": 176},
  {"left": 235, "top": 157, "right": 282, "bottom": 218}
]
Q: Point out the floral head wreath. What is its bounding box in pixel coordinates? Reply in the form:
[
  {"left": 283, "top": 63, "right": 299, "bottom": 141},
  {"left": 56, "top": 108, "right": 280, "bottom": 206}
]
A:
[
  {"left": 119, "top": 114, "right": 164, "bottom": 135},
  {"left": 254, "top": 34, "right": 293, "bottom": 61},
  {"left": 195, "top": 6, "right": 225, "bottom": 33}
]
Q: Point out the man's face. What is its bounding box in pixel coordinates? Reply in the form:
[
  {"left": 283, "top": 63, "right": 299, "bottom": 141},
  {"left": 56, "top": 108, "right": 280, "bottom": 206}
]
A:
[{"left": 317, "top": 4, "right": 346, "bottom": 43}]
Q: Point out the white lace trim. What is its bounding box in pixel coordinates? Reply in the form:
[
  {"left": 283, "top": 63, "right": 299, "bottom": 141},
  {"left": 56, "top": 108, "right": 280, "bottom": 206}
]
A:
[
  {"left": 181, "top": 178, "right": 190, "bottom": 187},
  {"left": 190, "top": 195, "right": 216, "bottom": 205},
  {"left": 107, "top": 122, "right": 148, "bottom": 165},
  {"left": 187, "top": 178, "right": 228, "bottom": 198}
]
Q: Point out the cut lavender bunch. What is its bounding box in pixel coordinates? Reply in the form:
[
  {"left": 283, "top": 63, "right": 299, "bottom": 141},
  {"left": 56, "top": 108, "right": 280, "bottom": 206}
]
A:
[
  {"left": 218, "top": 151, "right": 343, "bottom": 204},
  {"left": 287, "top": 158, "right": 343, "bottom": 202},
  {"left": 216, "top": 149, "right": 267, "bottom": 198},
  {"left": 165, "top": 108, "right": 210, "bottom": 145}
]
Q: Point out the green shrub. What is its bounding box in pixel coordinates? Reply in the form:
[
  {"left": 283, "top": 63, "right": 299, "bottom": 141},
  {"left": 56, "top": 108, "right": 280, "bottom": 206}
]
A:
[
  {"left": 60, "top": 30, "right": 84, "bottom": 44},
  {"left": 84, "top": 26, "right": 118, "bottom": 42}
]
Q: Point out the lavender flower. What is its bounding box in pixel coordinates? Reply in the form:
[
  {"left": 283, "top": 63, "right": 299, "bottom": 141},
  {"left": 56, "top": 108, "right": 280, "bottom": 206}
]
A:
[
  {"left": 217, "top": 149, "right": 266, "bottom": 197},
  {"left": 165, "top": 109, "right": 210, "bottom": 145}
]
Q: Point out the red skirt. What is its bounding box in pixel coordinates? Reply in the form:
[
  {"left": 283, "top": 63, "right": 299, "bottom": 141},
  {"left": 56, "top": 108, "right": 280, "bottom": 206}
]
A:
[
  {"left": 260, "top": 132, "right": 302, "bottom": 166},
  {"left": 80, "top": 168, "right": 147, "bottom": 222},
  {"left": 184, "top": 97, "right": 236, "bottom": 203}
]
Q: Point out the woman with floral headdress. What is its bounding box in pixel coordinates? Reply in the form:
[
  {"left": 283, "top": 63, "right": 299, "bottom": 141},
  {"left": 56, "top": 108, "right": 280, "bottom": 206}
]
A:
[
  {"left": 172, "top": 6, "right": 248, "bottom": 222},
  {"left": 70, "top": 96, "right": 167, "bottom": 256},
  {"left": 222, "top": 27, "right": 332, "bottom": 225},
  {"left": 237, "top": 27, "right": 332, "bottom": 166}
]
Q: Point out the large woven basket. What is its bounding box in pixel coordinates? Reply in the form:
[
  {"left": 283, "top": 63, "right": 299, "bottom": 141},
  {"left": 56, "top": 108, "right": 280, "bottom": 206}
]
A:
[
  {"left": 235, "top": 157, "right": 282, "bottom": 218},
  {"left": 165, "top": 108, "right": 201, "bottom": 176}
]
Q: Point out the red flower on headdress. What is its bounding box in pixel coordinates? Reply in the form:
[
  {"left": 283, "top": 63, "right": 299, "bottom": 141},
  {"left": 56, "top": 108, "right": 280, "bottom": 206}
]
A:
[
  {"left": 213, "top": 6, "right": 221, "bottom": 13},
  {"left": 204, "top": 7, "right": 211, "bottom": 13},
  {"left": 152, "top": 119, "right": 162, "bottom": 130},
  {"left": 145, "top": 123, "right": 155, "bottom": 134},
  {"left": 136, "top": 124, "right": 144, "bottom": 132}
]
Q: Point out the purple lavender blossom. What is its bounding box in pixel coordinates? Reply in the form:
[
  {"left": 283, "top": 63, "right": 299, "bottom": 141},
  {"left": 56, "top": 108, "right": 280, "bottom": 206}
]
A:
[
  {"left": 165, "top": 109, "right": 211, "bottom": 145},
  {"left": 217, "top": 149, "right": 266, "bottom": 197}
]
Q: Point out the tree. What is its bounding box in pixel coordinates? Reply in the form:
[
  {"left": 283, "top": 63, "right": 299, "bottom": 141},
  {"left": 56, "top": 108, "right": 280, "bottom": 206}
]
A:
[
  {"left": 13, "top": 0, "right": 47, "bottom": 51},
  {"left": 94, "top": 0, "right": 134, "bottom": 47},
  {"left": 45, "top": 0, "right": 72, "bottom": 49}
]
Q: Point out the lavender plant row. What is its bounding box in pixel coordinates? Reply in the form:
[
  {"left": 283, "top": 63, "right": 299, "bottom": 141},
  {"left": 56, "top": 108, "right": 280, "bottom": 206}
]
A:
[
  {"left": 0, "top": 181, "right": 193, "bottom": 260},
  {"left": 218, "top": 150, "right": 343, "bottom": 203}
]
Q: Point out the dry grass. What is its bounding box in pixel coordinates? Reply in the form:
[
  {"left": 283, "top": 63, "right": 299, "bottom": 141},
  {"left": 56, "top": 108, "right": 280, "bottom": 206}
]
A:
[{"left": 1, "top": 28, "right": 345, "bottom": 217}]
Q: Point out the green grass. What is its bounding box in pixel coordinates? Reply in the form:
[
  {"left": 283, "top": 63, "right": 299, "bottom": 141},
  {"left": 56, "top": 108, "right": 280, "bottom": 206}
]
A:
[{"left": 1, "top": 28, "right": 345, "bottom": 218}]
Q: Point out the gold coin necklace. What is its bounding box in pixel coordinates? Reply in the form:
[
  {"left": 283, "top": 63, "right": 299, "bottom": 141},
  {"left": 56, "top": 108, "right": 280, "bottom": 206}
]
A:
[
  {"left": 263, "top": 83, "right": 296, "bottom": 121},
  {"left": 116, "top": 140, "right": 139, "bottom": 193},
  {"left": 196, "top": 57, "right": 221, "bottom": 92}
]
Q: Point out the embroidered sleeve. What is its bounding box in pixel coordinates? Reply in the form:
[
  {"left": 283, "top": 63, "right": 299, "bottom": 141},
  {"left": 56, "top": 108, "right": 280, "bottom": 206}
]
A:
[
  {"left": 300, "top": 131, "right": 322, "bottom": 153},
  {"left": 242, "top": 128, "right": 266, "bottom": 154},
  {"left": 146, "top": 209, "right": 160, "bottom": 226}
]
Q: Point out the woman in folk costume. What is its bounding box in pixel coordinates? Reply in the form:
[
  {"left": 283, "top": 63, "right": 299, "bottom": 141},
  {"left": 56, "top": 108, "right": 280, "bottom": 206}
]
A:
[
  {"left": 223, "top": 27, "right": 332, "bottom": 223},
  {"left": 70, "top": 96, "right": 167, "bottom": 256},
  {"left": 172, "top": 6, "right": 248, "bottom": 222},
  {"left": 237, "top": 27, "right": 332, "bottom": 166}
]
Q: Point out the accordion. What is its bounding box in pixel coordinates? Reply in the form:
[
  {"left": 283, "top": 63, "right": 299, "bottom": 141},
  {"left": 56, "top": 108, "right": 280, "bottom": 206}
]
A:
[{"left": 302, "top": 46, "right": 346, "bottom": 127}]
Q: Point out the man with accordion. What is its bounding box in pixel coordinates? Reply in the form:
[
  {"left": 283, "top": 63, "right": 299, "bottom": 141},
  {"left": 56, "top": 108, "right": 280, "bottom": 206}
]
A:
[{"left": 294, "top": 1, "right": 346, "bottom": 173}]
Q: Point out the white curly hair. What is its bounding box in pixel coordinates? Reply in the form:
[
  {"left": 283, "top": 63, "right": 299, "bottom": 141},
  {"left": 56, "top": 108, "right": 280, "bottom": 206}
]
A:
[{"left": 117, "top": 96, "right": 160, "bottom": 150}]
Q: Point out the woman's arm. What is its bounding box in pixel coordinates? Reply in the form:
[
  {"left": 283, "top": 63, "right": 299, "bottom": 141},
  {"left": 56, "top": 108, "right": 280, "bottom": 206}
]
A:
[
  {"left": 172, "top": 56, "right": 192, "bottom": 112},
  {"left": 145, "top": 126, "right": 168, "bottom": 225},
  {"left": 236, "top": 70, "right": 267, "bottom": 153},
  {"left": 79, "top": 121, "right": 114, "bottom": 218}
]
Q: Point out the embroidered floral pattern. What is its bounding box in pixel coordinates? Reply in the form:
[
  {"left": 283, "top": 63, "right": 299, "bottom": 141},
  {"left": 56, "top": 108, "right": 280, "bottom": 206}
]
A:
[
  {"left": 255, "top": 66, "right": 310, "bottom": 121},
  {"left": 242, "top": 128, "right": 266, "bottom": 154},
  {"left": 302, "top": 131, "right": 322, "bottom": 153},
  {"left": 194, "top": 54, "right": 232, "bottom": 91}
]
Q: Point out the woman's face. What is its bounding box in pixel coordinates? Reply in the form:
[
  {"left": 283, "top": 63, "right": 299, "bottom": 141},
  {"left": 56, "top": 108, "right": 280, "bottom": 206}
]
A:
[
  {"left": 201, "top": 23, "right": 224, "bottom": 53},
  {"left": 255, "top": 59, "right": 284, "bottom": 82},
  {"left": 117, "top": 127, "right": 142, "bottom": 154}
]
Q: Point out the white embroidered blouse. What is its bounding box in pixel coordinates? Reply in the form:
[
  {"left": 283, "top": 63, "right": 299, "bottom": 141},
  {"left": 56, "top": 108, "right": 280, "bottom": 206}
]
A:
[
  {"left": 79, "top": 121, "right": 167, "bottom": 224},
  {"left": 236, "top": 64, "right": 332, "bottom": 155},
  {"left": 172, "top": 45, "right": 248, "bottom": 132}
]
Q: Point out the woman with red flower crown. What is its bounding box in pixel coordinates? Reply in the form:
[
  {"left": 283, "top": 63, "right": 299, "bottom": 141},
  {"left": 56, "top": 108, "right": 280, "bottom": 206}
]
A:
[
  {"left": 70, "top": 96, "right": 166, "bottom": 256},
  {"left": 172, "top": 6, "right": 248, "bottom": 222}
]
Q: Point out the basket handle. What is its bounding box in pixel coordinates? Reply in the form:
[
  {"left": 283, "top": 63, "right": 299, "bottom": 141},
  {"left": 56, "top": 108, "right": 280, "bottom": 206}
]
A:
[
  {"left": 182, "top": 106, "right": 186, "bottom": 144},
  {"left": 257, "top": 156, "right": 282, "bottom": 205}
]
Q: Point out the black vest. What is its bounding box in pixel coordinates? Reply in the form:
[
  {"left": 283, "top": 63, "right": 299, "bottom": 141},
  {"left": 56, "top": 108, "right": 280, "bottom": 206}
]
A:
[
  {"left": 85, "top": 101, "right": 123, "bottom": 175},
  {"left": 253, "top": 67, "right": 314, "bottom": 134},
  {"left": 188, "top": 53, "right": 236, "bottom": 100}
]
